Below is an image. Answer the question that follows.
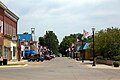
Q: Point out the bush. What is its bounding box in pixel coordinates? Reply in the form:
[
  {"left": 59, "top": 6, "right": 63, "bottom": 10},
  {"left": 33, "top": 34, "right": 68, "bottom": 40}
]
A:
[
  {"left": 103, "top": 58, "right": 107, "bottom": 60},
  {"left": 113, "top": 56, "right": 120, "bottom": 61},
  {"left": 113, "top": 61, "right": 120, "bottom": 67},
  {"left": 96, "top": 56, "right": 103, "bottom": 60}
]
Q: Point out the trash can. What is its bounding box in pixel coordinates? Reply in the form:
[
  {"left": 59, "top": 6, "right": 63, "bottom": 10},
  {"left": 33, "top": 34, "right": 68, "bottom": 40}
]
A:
[
  {"left": 0, "top": 61, "right": 2, "bottom": 66},
  {"left": 3, "top": 59, "right": 7, "bottom": 65}
]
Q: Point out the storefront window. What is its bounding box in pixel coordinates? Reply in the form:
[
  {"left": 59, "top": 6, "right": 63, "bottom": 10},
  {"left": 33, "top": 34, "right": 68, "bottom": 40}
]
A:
[{"left": 4, "top": 47, "right": 8, "bottom": 59}]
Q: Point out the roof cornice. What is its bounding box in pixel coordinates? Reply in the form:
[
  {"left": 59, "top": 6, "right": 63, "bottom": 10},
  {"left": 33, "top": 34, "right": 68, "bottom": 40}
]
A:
[
  {"left": 5, "top": 9, "right": 19, "bottom": 22},
  {"left": 0, "top": 1, "right": 19, "bottom": 22},
  {"left": 0, "top": 1, "right": 7, "bottom": 10}
]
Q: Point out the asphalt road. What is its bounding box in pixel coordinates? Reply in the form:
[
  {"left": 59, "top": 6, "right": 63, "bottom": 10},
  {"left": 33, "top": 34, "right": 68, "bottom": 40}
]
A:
[{"left": 0, "top": 57, "right": 120, "bottom": 80}]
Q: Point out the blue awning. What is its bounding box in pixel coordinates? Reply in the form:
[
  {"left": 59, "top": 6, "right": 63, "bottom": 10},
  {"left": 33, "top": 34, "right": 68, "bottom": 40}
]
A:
[
  {"left": 83, "top": 43, "right": 90, "bottom": 49},
  {"left": 24, "top": 50, "right": 37, "bottom": 54},
  {"left": 79, "top": 43, "right": 90, "bottom": 50}
]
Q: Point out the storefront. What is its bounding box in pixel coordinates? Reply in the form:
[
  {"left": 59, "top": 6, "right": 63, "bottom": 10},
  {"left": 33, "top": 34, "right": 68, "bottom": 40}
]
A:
[
  {"left": 4, "top": 38, "right": 11, "bottom": 60},
  {"left": 0, "top": 1, "right": 19, "bottom": 61}
]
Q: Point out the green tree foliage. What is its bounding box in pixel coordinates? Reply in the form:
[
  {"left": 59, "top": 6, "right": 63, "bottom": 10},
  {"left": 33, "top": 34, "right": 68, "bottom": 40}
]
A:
[
  {"left": 59, "top": 33, "right": 83, "bottom": 56},
  {"left": 93, "top": 27, "right": 120, "bottom": 59},
  {"left": 44, "top": 31, "right": 59, "bottom": 55},
  {"left": 38, "top": 37, "right": 45, "bottom": 46}
]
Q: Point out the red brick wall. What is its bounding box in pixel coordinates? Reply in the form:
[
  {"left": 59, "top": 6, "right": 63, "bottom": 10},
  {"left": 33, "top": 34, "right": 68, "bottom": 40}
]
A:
[
  {"left": 0, "top": 6, "right": 18, "bottom": 37},
  {"left": 0, "top": 7, "right": 4, "bottom": 17},
  {"left": 0, "top": 38, "right": 3, "bottom": 45},
  {"left": 4, "top": 16, "right": 17, "bottom": 27},
  {"left": 4, "top": 15, "right": 17, "bottom": 36},
  {"left": 0, "top": 15, "right": 3, "bottom": 21}
]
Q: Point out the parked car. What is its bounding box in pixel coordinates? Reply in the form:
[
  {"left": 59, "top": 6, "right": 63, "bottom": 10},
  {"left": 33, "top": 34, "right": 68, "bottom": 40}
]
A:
[
  {"left": 28, "top": 54, "right": 44, "bottom": 62},
  {"left": 23, "top": 50, "right": 37, "bottom": 59},
  {"left": 50, "top": 54, "right": 55, "bottom": 58},
  {"left": 45, "top": 55, "right": 52, "bottom": 60}
]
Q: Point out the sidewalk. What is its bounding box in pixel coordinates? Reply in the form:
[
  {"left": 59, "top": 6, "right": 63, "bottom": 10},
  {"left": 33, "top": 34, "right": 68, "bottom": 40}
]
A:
[
  {"left": 0, "top": 59, "right": 28, "bottom": 68},
  {"left": 76, "top": 60, "right": 120, "bottom": 70},
  {"left": 8, "top": 59, "right": 27, "bottom": 64}
]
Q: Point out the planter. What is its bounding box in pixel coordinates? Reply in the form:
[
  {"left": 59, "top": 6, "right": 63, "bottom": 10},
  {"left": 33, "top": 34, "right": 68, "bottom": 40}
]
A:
[
  {"left": 106, "top": 60, "right": 113, "bottom": 66},
  {"left": 96, "top": 59, "right": 113, "bottom": 66},
  {"left": 96, "top": 59, "right": 106, "bottom": 64},
  {"left": 113, "top": 61, "right": 119, "bottom": 67},
  {"left": 114, "top": 64, "right": 119, "bottom": 67}
]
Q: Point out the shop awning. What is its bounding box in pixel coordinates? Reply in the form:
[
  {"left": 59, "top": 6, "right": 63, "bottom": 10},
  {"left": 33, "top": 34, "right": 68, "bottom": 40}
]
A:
[
  {"left": 79, "top": 43, "right": 90, "bottom": 50},
  {"left": 24, "top": 50, "right": 37, "bottom": 54}
]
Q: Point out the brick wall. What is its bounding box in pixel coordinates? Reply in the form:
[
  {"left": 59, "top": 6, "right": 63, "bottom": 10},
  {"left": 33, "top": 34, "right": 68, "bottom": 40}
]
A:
[
  {"left": 0, "top": 7, "right": 4, "bottom": 17},
  {"left": 4, "top": 15, "right": 17, "bottom": 36}
]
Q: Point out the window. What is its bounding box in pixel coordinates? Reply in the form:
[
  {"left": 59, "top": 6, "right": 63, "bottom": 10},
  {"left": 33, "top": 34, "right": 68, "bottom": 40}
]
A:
[
  {"left": 12, "top": 27, "right": 16, "bottom": 36},
  {"left": 24, "top": 46, "right": 30, "bottom": 51},
  {"left": 4, "top": 22, "right": 17, "bottom": 36},
  {"left": 4, "top": 22, "right": 7, "bottom": 34},
  {"left": 4, "top": 47, "right": 8, "bottom": 58}
]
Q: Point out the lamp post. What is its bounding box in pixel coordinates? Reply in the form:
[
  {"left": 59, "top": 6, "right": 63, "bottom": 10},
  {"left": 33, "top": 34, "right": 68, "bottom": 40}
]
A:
[
  {"left": 31, "top": 28, "right": 35, "bottom": 41},
  {"left": 92, "top": 27, "right": 96, "bottom": 66},
  {"left": 81, "top": 37, "right": 84, "bottom": 63},
  {"left": 38, "top": 44, "right": 40, "bottom": 54},
  {"left": 18, "top": 36, "right": 20, "bottom": 61}
]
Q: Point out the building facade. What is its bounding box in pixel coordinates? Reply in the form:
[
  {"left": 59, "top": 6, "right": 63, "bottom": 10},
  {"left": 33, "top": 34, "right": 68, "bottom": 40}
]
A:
[
  {"left": 0, "top": 1, "right": 19, "bottom": 60},
  {"left": 74, "top": 42, "right": 92, "bottom": 60},
  {"left": 18, "top": 33, "right": 39, "bottom": 59},
  {"left": 18, "top": 33, "right": 32, "bottom": 57}
]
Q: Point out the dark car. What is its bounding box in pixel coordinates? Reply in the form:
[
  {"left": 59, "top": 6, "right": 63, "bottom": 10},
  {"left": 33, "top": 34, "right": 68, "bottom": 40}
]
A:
[
  {"left": 44, "top": 55, "right": 52, "bottom": 60},
  {"left": 23, "top": 50, "right": 37, "bottom": 59},
  {"left": 50, "top": 54, "right": 55, "bottom": 58},
  {"left": 28, "top": 54, "right": 44, "bottom": 62}
]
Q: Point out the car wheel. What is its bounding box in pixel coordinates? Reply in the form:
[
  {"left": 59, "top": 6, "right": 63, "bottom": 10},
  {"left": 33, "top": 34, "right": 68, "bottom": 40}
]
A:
[
  {"left": 28, "top": 59, "right": 31, "bottom": 62},
  {"left": 36, "top": 59, "right": 40, "bottom": 62},
  {"left": 32, "top": 60, "right": 35, "bottom": 62},
  {"left": 41, "top": 60, "right": 43, "bottom": 62}
]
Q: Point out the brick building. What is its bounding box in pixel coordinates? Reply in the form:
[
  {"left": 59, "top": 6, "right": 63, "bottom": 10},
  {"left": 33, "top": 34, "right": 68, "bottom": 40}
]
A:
[{"left": 0, "top": 1, "right": 19, "bottom": 60}]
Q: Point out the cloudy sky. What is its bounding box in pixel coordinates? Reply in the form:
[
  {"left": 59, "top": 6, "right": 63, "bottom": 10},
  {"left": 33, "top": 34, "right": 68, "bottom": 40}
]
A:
[{"left": 1, "top": 0, "right": 120, "bottom": 42}]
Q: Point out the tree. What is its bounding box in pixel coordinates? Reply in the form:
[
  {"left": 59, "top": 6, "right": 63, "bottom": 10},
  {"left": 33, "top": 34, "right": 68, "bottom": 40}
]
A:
[
  {"left": 44, "top": 31, "right": 59, "bottom": 55},
  {"left": 90, "top": 27, "right": 120, "bottom": 59},
  {"left": 59, "top": 33, "right": 83, "bottom": 56},
  {"left": 38, "top": 37, "right": 45, "bottom": 46}
]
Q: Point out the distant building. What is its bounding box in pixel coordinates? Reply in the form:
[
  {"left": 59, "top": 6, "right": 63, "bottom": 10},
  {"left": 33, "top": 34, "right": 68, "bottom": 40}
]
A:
[
  {"left": 17, "top": 33, "right": 32, "bottom": 57},
  {"left": 0, "top": 1, "right": 19, "bottom": 60},
  {"left": 74, "top": 42, "right": 92, "bottom": 60},
  {"left": 18, "top": 32, "right": 38, "bottom": 58}
]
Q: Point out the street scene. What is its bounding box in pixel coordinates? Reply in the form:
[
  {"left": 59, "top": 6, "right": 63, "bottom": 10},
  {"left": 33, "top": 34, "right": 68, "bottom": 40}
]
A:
[
  {"left": 0, "top": 0, "right": 120, "bottom": 80},
  {"left": 0, "top": 57, "right": 120, "bottom": 80}
]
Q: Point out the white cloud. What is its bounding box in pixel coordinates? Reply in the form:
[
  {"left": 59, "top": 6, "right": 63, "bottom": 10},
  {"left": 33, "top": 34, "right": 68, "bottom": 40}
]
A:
[{"left": 1, "top": 0, "right": 120, "bottom": 42}]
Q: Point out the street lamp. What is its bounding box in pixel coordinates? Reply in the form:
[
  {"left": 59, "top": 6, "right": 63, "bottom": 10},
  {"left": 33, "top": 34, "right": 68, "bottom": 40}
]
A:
[
  {"left": 31, "top": 28, "right": 35, "bottom": 41},
  {"left": 18, "top": 36, "right": 20, "bottom": 61},
  {"left": 81, "top": 37, "right": 84, "bottom": 63},
  {"left": 92, "top": 27, "right": 96, "bottom": 66}
]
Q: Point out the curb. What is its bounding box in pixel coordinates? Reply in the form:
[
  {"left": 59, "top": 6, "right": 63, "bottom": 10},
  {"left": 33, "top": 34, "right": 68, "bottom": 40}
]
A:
[
  {"left": 86, "top": 64, "right": 120, "bottom": 70},
  {"left": 75, "top": 60, "right": 120, "bottom": 70},
  {"left": 0, "top": 64, "right": 28, "bottom": 68}
]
